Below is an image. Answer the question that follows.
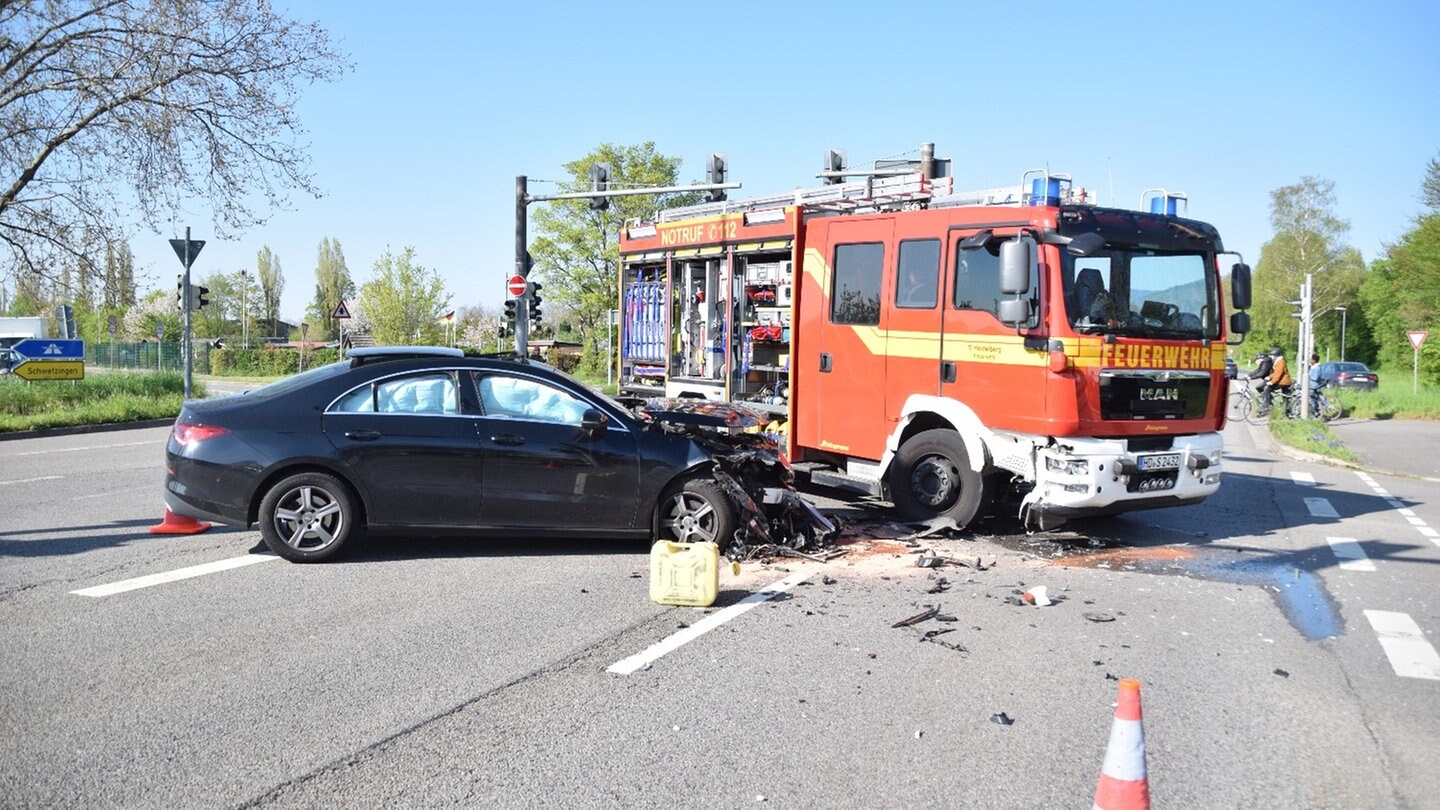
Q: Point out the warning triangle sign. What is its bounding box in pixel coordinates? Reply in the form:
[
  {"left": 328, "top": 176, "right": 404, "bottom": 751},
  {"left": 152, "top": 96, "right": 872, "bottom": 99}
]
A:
[{"left": 332, "top": 300, "right": 352, "bottom": 319}]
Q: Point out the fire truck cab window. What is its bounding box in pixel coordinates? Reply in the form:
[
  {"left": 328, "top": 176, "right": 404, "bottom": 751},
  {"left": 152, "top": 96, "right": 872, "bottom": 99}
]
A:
[
  {"left": 953, "top": 236, "right": 1039, "bottom": 326},
  {"left": 831, "top": 242, "right": 883, "bottom": 325},
  {"left": 896, "top": 239, "right": 940, "bottom": 309},
  {"left": 1061, "top": 250, "right": 1218, "bottom": 338}
]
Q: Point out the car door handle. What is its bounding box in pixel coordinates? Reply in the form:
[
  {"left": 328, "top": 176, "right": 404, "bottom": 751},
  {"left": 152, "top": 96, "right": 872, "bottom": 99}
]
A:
[
  {"left": 344, "top": 429, "right": 381, "bottom": 441},
  {"left": 490, "top": 434, "right": 526, "bottom": 446}
]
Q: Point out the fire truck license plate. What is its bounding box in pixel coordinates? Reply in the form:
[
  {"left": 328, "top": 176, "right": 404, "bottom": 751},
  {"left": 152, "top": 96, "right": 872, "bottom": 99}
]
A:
[{"left": 1138, "top": 453, "right": 1182, "bottom": 472}]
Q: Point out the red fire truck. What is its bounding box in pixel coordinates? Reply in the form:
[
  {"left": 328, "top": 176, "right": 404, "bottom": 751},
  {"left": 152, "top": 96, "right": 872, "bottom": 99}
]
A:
[{"left": 616, "top": 148, "right": 1252, "bottom": 530}]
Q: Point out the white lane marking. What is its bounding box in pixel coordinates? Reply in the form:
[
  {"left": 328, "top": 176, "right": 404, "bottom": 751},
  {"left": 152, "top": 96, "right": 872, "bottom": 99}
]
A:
[
  {"left": 607, "top": 570, "right": 813, "bottom": 675},
  {"left": 1291, "top": 472, "right": 1317, "bottom": 486},
  {"left": 13, "top": 440, "right": 159, "bottom": 457},
  {"left": 1356, "top": 472, "right": 1377, "bottom": 484},
  {"left": 1325, "top": 537, "right": 1375, "bottom": 572},
  {"left": 1372, "top": 488, "right": 1391, "bottom": 496},
  {"left": 1418, "top": 527, "right": 1439, "bottom": 539},
  {"left": 1406, "top": 517, "right": 1427, "bottom": 526},
  {"left": 1305, "top": 497, "right": 1340, "bottom": 519},
  {"left": 71, "top": 554, "right": 279, "bottom": 597},
  {"left": 1386, "top": 498, "right": 1406, "bottom": 509},
  {"left": 1365, "top": 610, "right": 1440, "bottom": 681},
  {"left": 0, "top": 475, "right": 62, "bottom": 486}
]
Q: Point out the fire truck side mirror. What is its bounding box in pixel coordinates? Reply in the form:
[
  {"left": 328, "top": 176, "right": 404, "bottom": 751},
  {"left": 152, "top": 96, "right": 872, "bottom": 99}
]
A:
[
  {"left": 998, "top": 298, "right": 1031, "bottom": 327},
  {"left": 998, "top": 239, "right": 1031, "bottom": 295},
  {"left": 1230, "top": 311, "right": 1251, "bottom": 337},
  {"left": 1230, "top": 262, "right": 1252, "bottom": 310}
]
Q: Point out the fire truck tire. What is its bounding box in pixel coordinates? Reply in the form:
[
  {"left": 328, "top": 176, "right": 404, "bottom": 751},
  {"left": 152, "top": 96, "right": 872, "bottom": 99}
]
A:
[
  {"left": 888, "top": 429, "right": 985, "bottom": 526},
  {"left": 657, "top": 477, "right": 737, "bottom": 549}
]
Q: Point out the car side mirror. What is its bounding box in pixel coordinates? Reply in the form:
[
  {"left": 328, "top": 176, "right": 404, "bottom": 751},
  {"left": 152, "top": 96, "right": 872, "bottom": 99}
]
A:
[{"left": 580, "top": 408, "right": 609, "bottom": 439}]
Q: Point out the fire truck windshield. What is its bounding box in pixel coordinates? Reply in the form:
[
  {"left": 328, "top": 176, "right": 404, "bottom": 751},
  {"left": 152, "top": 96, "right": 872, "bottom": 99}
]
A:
[{"left": 1062, "top": 250, "right": 1219, "bottom": 340}]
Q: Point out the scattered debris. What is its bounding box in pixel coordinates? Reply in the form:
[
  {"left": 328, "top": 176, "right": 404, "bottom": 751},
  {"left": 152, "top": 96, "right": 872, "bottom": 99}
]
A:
[
  {"left": 1105, "top": 673, "right": 1119, "bottom": 681},
  {"left": 915, "top": 551, "right": 990, "bottom": 570},
  {"left": 822, "top": 575, "right": 837, "bottom": 585},
  {"left": 1273, "top": 668, "right": 1290, "bottom": 678},
  {"left": 914, "top": 730, "right": 924, "bottom": 740},
  {"left": 922, "top": 628, "right": 967, "bottom": 652},
  {"left": 1084, "top": 612, "right": 1117, "bottom": 622},
  {"left": 990, "top": 712, "right": 1015, "bottom": 726},
  {"left": 1023, "top": 585, "right": 1053, "bottom": 606},
  {"left": 892, "top": 606, "right": 940, "bottom": 628},
  {"left": 927, "top": 578, "right": 951, "bottom": 594}
]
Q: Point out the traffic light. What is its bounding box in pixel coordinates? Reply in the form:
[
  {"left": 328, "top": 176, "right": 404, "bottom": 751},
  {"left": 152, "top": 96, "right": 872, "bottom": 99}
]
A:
[
  {"left": 196, "top": 285, "right": 211, "bottom": 310},
  {"left": 528, "top": 281, "right": 543, "bottom": 323},
  {"left": 705, "top": 152, "right": 727, "bottom": 202},
  {"left": 589, "top": 163, "right": 611, "bottom": 211},
  {"left": 823, "top": 148, "right": 846, "bottom": 185},
  {"left": 504, "top": 298, "right": 518, "bottom": 323},
  {"left": 175, "top": 275, "right": 184, "bottom": 311}
]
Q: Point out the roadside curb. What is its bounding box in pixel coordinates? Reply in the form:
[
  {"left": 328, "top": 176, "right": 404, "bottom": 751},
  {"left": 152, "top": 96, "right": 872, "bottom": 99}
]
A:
[
  {"left": 0, "top": 418, "right": 173, "bottom": 442},
  {"left": 1245, "top": 417, "right": 1440, "bottom": 483}
]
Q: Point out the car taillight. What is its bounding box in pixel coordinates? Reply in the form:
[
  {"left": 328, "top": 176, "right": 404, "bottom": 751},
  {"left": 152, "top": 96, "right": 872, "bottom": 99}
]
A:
[{"left": 173, "top": 422, "right": 229, "bottom": 447}]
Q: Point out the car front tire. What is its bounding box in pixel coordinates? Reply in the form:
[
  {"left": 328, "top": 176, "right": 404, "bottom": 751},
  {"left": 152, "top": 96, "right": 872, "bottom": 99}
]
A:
[
  {"left": 258, "top": 472, "right": 358, "bottom": 563},
  {"left": 657, "top": 477, "right": 737, "bottom": 549}
]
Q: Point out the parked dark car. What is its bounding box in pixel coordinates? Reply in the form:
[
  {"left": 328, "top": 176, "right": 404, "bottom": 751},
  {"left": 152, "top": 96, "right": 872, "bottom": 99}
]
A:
[
  {"left": 163, "top": 347, "right": 830, "bottom": 562},
  {"left": 1314, "top": 361, "right": 1379, "bottom": 391},
  {"left": 1224, "top": 357, "right": 1237, "bottom": 380}
]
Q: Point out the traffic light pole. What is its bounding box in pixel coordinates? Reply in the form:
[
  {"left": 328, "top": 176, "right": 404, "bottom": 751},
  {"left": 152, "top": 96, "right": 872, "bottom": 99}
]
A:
[{"left": 181, "top": 228, "right": 194, "bottom": 398}]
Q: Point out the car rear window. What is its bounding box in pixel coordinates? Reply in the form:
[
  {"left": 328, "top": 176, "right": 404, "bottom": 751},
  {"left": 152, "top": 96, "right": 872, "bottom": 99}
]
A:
[{"left": 1336, "top": 363, "right": 1370, "bottom": 373}]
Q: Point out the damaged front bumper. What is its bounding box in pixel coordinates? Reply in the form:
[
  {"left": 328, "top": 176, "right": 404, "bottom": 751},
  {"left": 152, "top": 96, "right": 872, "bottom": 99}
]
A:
[
  {"left": 639, "top": 398, "right": 837, "bottom": 555},
  {"left": 1020, "top": 432, "right": 1224, "bottom": 528}
]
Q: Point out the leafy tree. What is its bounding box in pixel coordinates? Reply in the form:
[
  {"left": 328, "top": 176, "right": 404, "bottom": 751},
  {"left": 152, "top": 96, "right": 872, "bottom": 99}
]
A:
[
  {"left": 357, "top": 247, "right": 450, "bottom": 346},
  {"left": 529, "top": 142, "right": 698, "bottom": 373},
  {"left": 192, "top": 270, "right": 241, "bottom": 340},
  {"left": 1360, "top": 214, "right": 1440, "bottom": 382},
  {"left": 307, "top": 237, "right": 354, "bottom": 339},
  {"left": 1247, "top": 177, "right": 1364, "bottom": 359},
  {"left": 121, "top": 289, "right": 180, "bottom": 342},
  {"left": 101, "top": 240, "right": 137, "bottom": 309},
  {"left": 1423, "top": 152, "right": 1440, "bottom": 211},
  {"left": 0, "top": 0, "right": 348, "bottom": 292},
  {"left": 256, "top": 246, "right": 284, "bottom": 337}
]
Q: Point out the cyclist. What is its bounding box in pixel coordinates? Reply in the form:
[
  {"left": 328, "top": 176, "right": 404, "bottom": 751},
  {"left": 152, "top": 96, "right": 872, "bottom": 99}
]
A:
[{"left": 1263, "top": 346, "right": 1293, "bottom": 414}]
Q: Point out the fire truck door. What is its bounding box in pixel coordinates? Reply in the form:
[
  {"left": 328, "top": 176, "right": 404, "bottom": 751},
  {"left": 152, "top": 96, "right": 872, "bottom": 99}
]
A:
[{"left": 812, "top": 218, "right": 893, "bottom": 460}]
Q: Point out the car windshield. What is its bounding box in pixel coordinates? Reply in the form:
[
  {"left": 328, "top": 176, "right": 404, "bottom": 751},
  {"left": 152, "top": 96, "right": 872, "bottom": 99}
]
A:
[{"left": 1062, "top": 250, "right": 1219, "bottom": 339}]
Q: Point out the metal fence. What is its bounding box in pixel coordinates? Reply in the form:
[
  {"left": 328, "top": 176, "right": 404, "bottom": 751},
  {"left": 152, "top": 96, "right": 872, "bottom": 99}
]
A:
[{"left": 88, "top": 341, "right": 213, "bottom": 374}]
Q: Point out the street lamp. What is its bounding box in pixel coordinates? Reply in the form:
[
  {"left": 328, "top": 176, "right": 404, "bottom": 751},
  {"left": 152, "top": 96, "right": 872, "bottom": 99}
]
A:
[
  {"left": 239, "top": 269, "right": 249, "bottom": 349},
  {"left": 1335, "top": 306, "right": 1347, "bottom": 362}
]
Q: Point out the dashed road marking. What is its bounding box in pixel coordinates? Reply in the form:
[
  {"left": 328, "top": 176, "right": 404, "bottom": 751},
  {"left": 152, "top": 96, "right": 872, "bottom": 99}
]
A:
[
  {"left": 1365, "top": 610, "right": 1440, "bottom": 681},
  {"left": 71, "top": 554, "right": 279, "bottom": 597},
  {"left": 1325, "top": 537, "right": 1375, "bottom": 572},
  {"left": 1305, "top": 497, "right": 1340, "bottom": 519},
  {"left": 13, "top": 440, "right": 158, "bottom": 457},
  {"left": 0, "top": 475, "right": 62, "bottom": 486},
  {"left": 1291, "top": 472, "right": 1317, "bottom": 486},
  {"left": 607, "top": 570, "right": 813, "bottom": 675}
]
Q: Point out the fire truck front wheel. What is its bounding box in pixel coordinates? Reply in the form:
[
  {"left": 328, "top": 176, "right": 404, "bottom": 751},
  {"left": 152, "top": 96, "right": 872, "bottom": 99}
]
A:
[{"left": 889, "top": 429, "right": 985, "bottom": 527}]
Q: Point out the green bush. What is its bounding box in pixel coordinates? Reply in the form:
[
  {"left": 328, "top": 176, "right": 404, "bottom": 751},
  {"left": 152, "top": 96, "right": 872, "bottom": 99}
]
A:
[
  {"left": 205, "top": 347, "right": 340, "bottom": 377},
  {"left": 0, "top": 371, "right": 202, "bottom": 431}
]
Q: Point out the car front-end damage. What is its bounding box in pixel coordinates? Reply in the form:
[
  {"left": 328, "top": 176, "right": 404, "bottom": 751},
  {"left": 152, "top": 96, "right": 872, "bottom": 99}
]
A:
[{"left": 637, "top": 399, "right": 836, "bottom": 557}]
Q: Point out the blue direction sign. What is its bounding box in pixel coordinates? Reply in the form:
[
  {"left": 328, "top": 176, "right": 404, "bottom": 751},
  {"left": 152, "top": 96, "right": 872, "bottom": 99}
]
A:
[{"left": 11, "top": 338, "right": 84, "bottom": 360}]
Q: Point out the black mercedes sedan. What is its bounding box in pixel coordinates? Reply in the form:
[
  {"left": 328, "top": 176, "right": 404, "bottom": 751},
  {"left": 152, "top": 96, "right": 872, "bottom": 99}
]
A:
[{"left": 163, "top": 347, "right": 828, "bottom": 562}]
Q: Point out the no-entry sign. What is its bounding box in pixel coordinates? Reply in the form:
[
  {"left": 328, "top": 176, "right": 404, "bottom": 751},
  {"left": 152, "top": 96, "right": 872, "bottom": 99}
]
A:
[{"left": 507, "top": 275, "right": 528, "bottom": 297}]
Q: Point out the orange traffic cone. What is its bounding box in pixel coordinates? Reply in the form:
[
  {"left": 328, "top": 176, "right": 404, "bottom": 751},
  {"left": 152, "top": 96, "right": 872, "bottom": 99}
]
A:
[
  {"left": 150, "top": 508, "right": 212, "bottom": 535},
  {"left": 1093, "top": 678, "right": 1150, "bottom": 810}
]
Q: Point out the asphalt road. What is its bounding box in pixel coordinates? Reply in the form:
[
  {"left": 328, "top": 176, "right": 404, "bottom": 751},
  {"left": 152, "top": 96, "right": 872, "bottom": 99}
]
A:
[{"left": 1, "top": 420, "right": 1437, "bottom": 807}]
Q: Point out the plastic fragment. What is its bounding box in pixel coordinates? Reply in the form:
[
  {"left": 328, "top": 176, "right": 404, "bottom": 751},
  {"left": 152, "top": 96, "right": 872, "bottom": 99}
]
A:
[
  {"left": 891, "top": 606, "right": 940, "bottom": 628},
  {"left": 1273, "top": 668, "right": 1290, "bottom": 678},
  {"left": 1084, "top": 612, "right": 1117, "bottom": 622},
  {"left": 1023, "top": 585, "right": 1053, "bottom": 606},
  {"left": 990, "top": 712, "right": 1014, "bottom": 726}
]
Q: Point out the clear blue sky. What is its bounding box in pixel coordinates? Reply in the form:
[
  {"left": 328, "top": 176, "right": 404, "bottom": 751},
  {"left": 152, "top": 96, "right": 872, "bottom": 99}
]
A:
[{"left": 130, "top": 0, "right": 1440, "bottom": 324}]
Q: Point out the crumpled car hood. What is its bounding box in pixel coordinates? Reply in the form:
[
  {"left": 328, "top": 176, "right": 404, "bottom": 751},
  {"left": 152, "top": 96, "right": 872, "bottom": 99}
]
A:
[{"left": 639, "top": 398, "right": 769, "bottom": 430}]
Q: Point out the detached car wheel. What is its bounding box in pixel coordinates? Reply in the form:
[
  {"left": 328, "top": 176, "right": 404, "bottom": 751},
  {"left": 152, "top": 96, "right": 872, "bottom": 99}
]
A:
[
  {"left": 888, "top": 429, "right": 985, "bottom": 528},
  {"left": 657, "top": 478, "right": 737, "bottom": 548},
  {"left": 259, "top": 472, "right": 357, "bottom": 563}
]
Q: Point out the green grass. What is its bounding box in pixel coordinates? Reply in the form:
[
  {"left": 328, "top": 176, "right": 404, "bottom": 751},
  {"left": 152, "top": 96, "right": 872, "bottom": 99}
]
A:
[
  {"left": 1269, "top": 417, "right": 1361, "bottom": 464},
  {"left": 0, "top": 372, "right": 203, "bottom": 432},
  {"left": 1332, "top": 376, "right": 1440, "bottom": 420}
]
